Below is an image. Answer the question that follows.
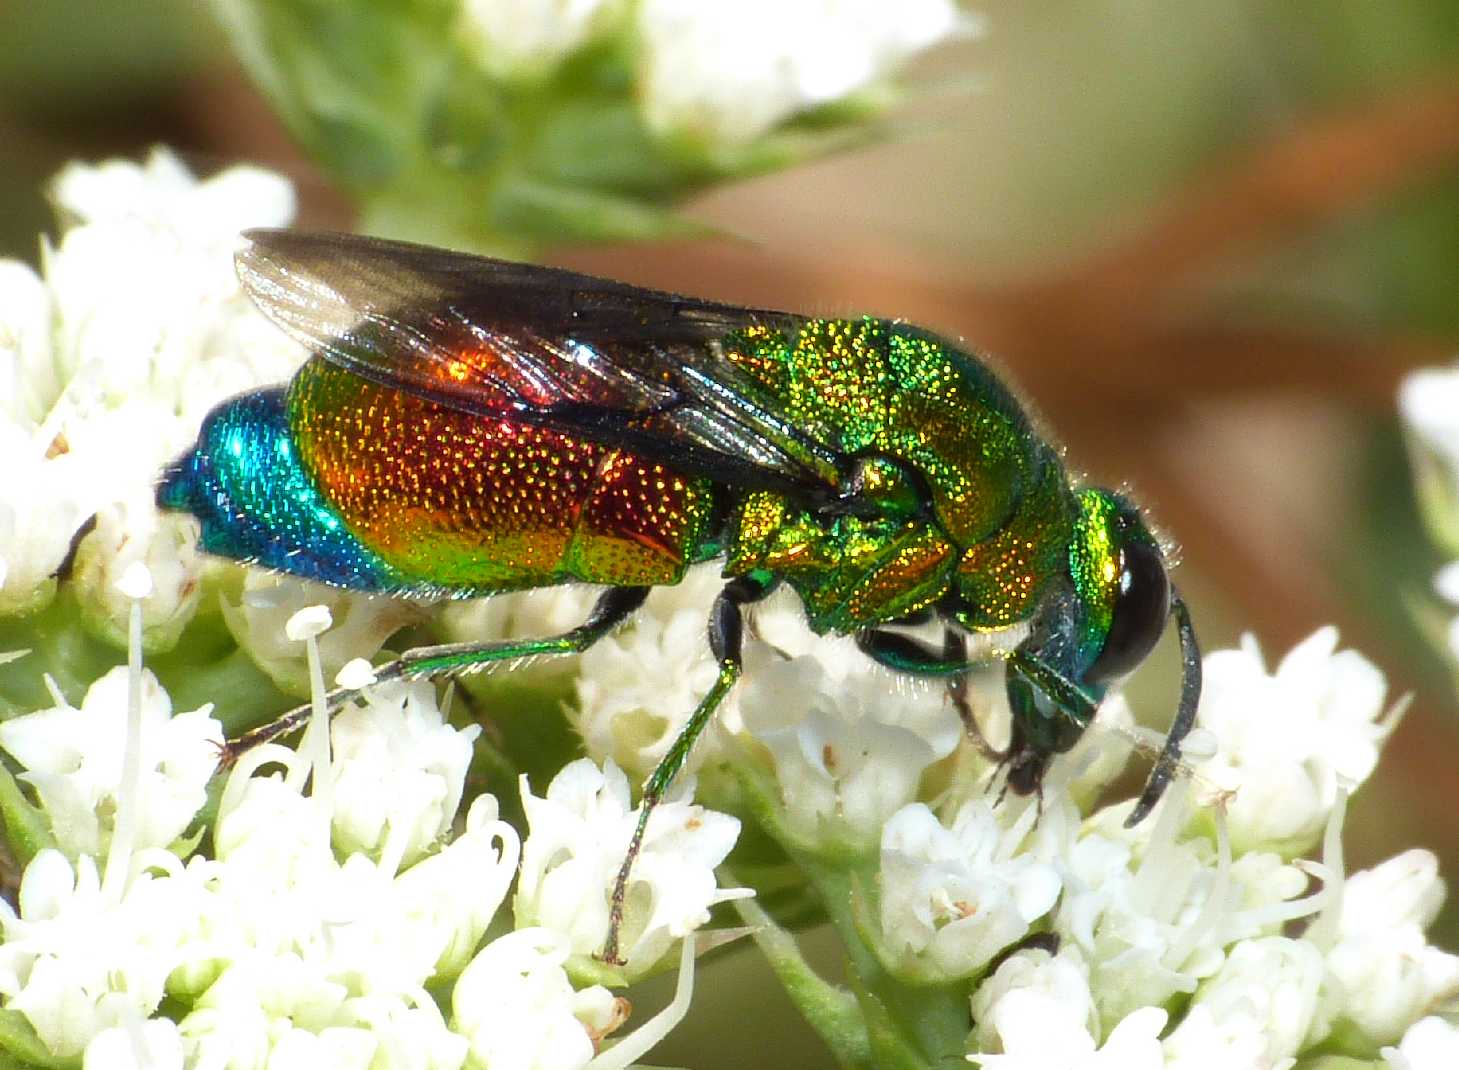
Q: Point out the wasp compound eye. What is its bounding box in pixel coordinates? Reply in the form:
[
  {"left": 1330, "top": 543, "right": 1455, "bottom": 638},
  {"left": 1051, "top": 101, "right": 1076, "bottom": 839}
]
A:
[{"left": 1087, "top": 538, "right": 1170, "bottom": 684}]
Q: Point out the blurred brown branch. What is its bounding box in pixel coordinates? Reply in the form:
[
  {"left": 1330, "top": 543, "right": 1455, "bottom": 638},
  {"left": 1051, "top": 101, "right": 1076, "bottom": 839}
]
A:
[{"left": 1026, "top": 76, "right": 1459, "bottom": 317}]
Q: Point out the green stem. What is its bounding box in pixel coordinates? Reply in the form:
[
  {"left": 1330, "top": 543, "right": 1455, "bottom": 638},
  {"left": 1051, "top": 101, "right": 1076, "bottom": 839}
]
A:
[
  {"left": 731, "top": 766, "right": 974, "bottom": 1069},
  {"left": 725, "top": 868, "right": 872, "bottom": 1069},
  {"left": 807, "top": 865, "right": 973, "bottom": 1070}
]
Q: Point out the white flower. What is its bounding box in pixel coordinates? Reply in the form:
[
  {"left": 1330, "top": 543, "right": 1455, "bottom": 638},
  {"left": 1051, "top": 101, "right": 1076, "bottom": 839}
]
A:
[
  {"left": 636, "top": 0, "right": 972, "bottom": 145},
  {"left": 0, "top": 666, "right": 222, "bottom": 857},
  {"left": 392, "top": 796, "right": 521, "bottom": 981},
  {"left": 736, "top": 608, "right": 961, "bottom": 845},
  {"left": 1316, "top": 849, "right": 1459, "bottom": 1045},
  {"left": 46, "top": 148, "right": 298, "bottom": 417},
  {"left": 1053, "top": 822, "right": 1210, "bottom": 1021},
  {"left": 514, "top": 758, "right": 744, "bottom": 972},
  {"left": 84, "top": 1015, "right": 185, "bottom": 1070},
  {"left": 457, "top": 0, "right": 619, "bottom": 81},
  {"left": 43, "top": 148, "right": 301, "bottom": 474},
  {"left": 0, "top": 149, "right": 305, "bottom": 641},
  {"left": 1400, "top": 366, "right": 1459, "bottom": 473},
  {"left": 1068, "top": 791, "right": 1327, "bottom": 1033},
  {"left": 0, "top": 851, "right": 174, "bottom": 1058},
  {"left": 0, "top": 259, "right": 58, "bottom": 426},
  {"left": 452, "top": 928, "right": 616, "bottom": 1070},
  {"left": 221, "top": 572, "right": 424, "bottom": 695},
  {"left": 878, "top": 800, "right": 1061, "bottom": 979},
  {"left": 68, "top": 498, "right": 203, "bottom": 652},
  {"left": 0, "top": 416, "right": 92, "bottom": 616},
  {"left": 331, "top": 681, "right": 483, "bottom": 871},
  {"left": 180, "top": 724, "right": 520, "bottom": 1065},
  {"left": 969, "top": 946, "right": 1095, "bottom": 1053},
  {"left": 108, "top": 666, "right": 514, "bottom": 1066},
  {"left": 1190, "top": 627, "right": 1395, "bottom": 854},
  {"left": 0, "top": 263, "right": 73, "bottom": 614},
  {"left": 574, "top": 565, "right": 962, "bottom": 817},
  {"left": 1162, "top": 936, "right": 1326, "bottom": 1069},
  {"left": 1384, "top": 1016, "right": 1459, "bottom": 1070},
  {"left": 966, "top": 946, "right": 1167, "bottom": 1069}
]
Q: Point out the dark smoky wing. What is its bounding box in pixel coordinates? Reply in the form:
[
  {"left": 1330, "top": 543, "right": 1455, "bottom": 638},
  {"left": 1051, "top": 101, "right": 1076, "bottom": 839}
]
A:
[{"left": 237, "top": 228, "right": 844, "bottom": 496}]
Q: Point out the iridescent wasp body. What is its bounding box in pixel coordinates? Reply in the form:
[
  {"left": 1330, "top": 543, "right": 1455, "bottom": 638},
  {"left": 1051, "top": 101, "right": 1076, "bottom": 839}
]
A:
[{"left": 159, "top": 230, "right": 1200, "bottom": 963}]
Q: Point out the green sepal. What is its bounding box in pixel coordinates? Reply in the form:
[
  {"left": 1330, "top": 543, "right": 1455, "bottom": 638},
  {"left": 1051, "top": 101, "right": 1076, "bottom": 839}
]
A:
[
  {"left": 0, "top": 1009, "right": 78, "bottom": 1070},
  {"left": 0, "top": 594, "right": 121, "bottom": 719},
  {"left": 167, "top": 820, "right": 208, "bottom": 863},
  {"left": 0, "top": 764, "right": 56, "bottom": 870},
  {"left": 0, "top": 581, "right": 57, "bottom": 622}
]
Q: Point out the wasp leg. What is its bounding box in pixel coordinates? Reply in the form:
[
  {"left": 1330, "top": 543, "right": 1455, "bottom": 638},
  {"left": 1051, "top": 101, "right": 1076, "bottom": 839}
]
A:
[
  {"left": 601, "top": 573, "right": 776, "bottom": 966},
  {"left": 985, "top": 931, "right": 1060, "bottom": 976},
  {"left": 853, "top": 626, "right": 1007, "bottom": 761},
  {"left": 1003, "top": 648, "right": 1100, "bottom": 806},
  {"left": 942, "top": 629, "right": 1009, "bottom": 763},
  {"left": 220, "top": 585, "right": 651, "bottom": 764},
  {"left": 1005, "top": 649, "right": 1099, "bottom": 727},
  {"left": 1125, "top": 587, "right": 1203, "bottom": 827}
]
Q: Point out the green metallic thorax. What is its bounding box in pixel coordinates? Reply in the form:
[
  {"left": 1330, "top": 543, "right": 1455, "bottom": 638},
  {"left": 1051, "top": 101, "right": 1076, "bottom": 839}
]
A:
[{"left": 719, "top": 318, "right": 1080, "bottom": 634}]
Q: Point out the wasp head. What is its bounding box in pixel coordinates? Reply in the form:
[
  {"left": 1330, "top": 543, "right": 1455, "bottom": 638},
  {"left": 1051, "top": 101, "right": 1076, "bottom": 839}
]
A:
[
  {"left": 996, "top": 487, "right": 1186, "bottom": 804},
  {"left": 1067, "top": 488, "right": 1171, "bottom": 688}
]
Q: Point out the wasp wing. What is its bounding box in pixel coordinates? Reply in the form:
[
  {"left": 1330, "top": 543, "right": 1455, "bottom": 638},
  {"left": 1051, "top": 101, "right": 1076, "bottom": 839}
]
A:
[{"left": 237, "top": 228, "right": 846, "bottom": 499}]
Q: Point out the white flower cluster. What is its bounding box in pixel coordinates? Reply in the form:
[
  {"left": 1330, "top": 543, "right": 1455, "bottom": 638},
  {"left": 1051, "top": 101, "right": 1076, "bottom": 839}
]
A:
[
  {"left": 571, "top": 564, "right": 964, "bottom": 839},
  {"left": 561, "top": 572, "right": 1459, "bottom": 1067},
  {"left": 0, "top": 585, "right": 734, "bottom": 1068},
  {"left": 455, "top": 0, "right": 975, "bottom": 145},
  {"left": 0, "top": 149, "right": 295, "bottom": 631},
  {"left": 0, "top": 151, "right": 421, "bottom": 681}
]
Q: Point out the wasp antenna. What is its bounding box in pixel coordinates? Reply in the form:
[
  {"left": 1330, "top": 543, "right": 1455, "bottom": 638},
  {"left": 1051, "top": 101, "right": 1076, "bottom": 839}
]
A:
[{"left": 1125, "top": 586, "right": 1202, "bottom": 827}]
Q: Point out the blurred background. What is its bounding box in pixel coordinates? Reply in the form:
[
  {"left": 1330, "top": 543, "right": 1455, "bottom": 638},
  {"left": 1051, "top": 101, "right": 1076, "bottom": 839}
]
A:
[{"left": 3, "top": 2, "right": 1458, "bottom": 1062}]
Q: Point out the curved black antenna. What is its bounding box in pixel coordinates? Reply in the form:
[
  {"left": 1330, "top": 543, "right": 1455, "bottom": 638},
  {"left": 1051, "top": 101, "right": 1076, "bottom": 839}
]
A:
[{"left": 1125, "top": 586, "right": 1202, "bottom": 827}]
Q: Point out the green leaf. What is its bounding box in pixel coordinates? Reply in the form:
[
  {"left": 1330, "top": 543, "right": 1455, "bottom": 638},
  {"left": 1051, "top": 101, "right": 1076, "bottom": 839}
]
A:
[{"left": 0, "top": 764, "right": 54, "bottom": 869}]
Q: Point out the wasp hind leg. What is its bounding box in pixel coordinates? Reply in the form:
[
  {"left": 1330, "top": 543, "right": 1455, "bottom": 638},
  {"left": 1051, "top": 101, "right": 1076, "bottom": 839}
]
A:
[
  {"left": 601, "top": 572, "right": 776, "bottom": 966},
  {"left": 219, "top": 584, "right": 652, "bottom": 764}
]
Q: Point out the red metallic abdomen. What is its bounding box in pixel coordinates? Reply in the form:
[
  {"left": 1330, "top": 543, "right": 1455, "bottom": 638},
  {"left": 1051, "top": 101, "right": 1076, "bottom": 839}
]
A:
[{"left": 286, "top": 358, "right": 717, "bottom": 592}]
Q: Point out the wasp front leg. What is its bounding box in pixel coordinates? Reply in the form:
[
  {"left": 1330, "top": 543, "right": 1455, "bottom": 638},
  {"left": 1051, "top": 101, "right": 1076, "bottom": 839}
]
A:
[{"left": 854, "top": 625, "right": 1008, "bottom": 762}]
